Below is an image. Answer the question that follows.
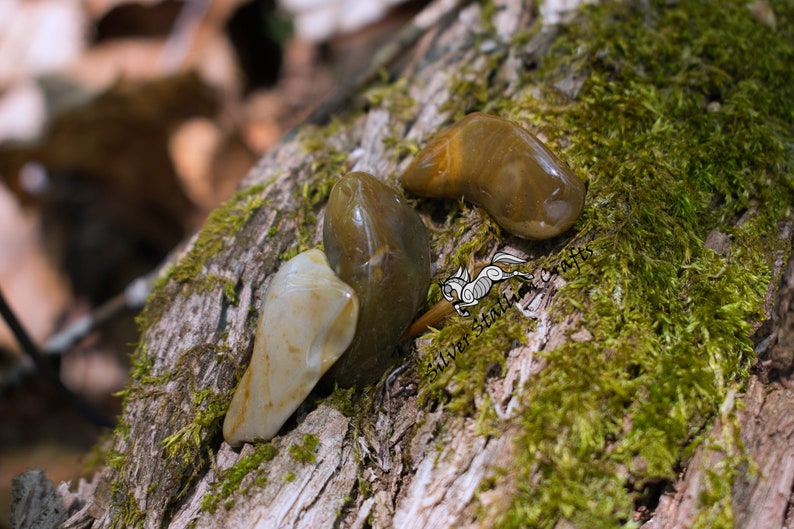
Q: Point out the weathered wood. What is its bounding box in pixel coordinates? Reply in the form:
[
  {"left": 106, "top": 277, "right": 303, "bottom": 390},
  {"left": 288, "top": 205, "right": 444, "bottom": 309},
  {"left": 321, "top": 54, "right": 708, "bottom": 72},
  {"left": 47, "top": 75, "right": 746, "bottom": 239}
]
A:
[
  {"left": 10, "top": 470, "right": 98, "bottom": 529},
  {"left": 10, "top": 471, "right": 65, "bottom": 529}
]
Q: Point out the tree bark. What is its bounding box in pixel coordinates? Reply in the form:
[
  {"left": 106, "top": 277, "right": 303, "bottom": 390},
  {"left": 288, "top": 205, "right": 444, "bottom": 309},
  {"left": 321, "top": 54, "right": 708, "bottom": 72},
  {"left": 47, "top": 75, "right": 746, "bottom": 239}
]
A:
[
  {"left": 644, "top": 230, "right": 794, "bottom": 529},
  {"left": 46, "top": 2, "right": 546, "bottom": 527},
  {"left": 10, "top": 1, "right": 794, "bottom": 529}
]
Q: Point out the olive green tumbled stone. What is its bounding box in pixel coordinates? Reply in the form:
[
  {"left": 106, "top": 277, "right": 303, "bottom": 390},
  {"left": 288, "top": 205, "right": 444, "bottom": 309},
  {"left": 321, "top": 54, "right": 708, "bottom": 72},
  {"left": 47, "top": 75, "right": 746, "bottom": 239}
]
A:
[{"left": 322, "top": 171, "right": 431, "bottom": 387}]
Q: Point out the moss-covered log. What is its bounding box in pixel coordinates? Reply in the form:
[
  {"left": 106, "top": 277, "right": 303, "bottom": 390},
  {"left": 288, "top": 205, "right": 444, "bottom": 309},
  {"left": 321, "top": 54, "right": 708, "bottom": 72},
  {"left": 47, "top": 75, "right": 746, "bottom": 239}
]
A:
[{"left": 12, "top": 0, "right": 794, "bottom": 528}]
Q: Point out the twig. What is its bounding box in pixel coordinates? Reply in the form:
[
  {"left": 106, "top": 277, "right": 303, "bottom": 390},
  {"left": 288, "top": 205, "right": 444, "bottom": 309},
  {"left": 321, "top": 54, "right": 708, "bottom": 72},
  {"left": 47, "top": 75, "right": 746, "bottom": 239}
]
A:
[
  {"left": 44, "top": 274, "right": 153, "bottom": 355},
  {"left": 0, "top": 286, "right": 115, "bottom": 428}
]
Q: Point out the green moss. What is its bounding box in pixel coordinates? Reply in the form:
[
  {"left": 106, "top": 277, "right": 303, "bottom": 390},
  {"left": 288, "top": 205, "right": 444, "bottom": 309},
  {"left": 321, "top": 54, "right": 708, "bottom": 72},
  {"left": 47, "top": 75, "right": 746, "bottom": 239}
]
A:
[
  {"left": 172, "top": 184, "right": 269, "bottom": 284},
  {"left": 467, "top": 1, "right": 794, "bottom": 527},
  {"left": 162, "top": 388, "right": 231, "bottom": 464},
  {"left": 439, "top": 31, "right": 511, "bottom": 121},
  {"left": 686, "top": 394, "right": 746, "bottom": 529},
  {"left": 335, "top": 494, "right": 353, "bottom": 518},
  {"left": 105, "top": 344, "right": 234, "bottom": 527},
  {"left": 479, "top": 0, "right": 498, "bottom": 35},
  {"left": 127, "top": 345, "right": 154, "bottom": 382},
  {"left": 280, "top": 133, "right": 350, "bottom": 261},
  {"left": 188, "top": 274, "right": 238, "bottom": 303},
  {"left": 117, "top": 188, "right": 266, "bottom": 496},
  {"left": 365, "top": 77, "right": 417, "bottom": 121},
  {"left": 325, "top": 385, "right": 358, "bottom": 416},
  {"left": 288, "top": 433, "right": 320, "bottom": 464},
  {"left": 105, "top": 449, "right": 126, "bottom": 472},
  {"left": 136, "top": 182, "right": 270, "bottom": 332},
  {"left": 404, "top": 0, "right": 794, "bottom": 527},
  {"left": 445, "top": 66, "right": 500, "bottom": 119},
  {"left": 160, "top": 385, "right": 233, "bottom": 506},
  {"left": 385, "top": 136, "right": 420, "bottom": 169},
  {"left": 124, "top": 344, "right": 231, "bottom": 401},
  {"left": 110, "top": 488, "right": 145, "bottom": 529},
  {"left": 357, "top": 475, "right": 372, "bottom": 499},
  {"left": 284, "top": 472, "right": 296, "bottom": 482},
  {"left": 413, "top": 195, "right": 504, "bottom": 284},
  {"left": 201, "top": 442, "right": 278, "bottom": 514},
  {"left": 418, "top": 290, "right": 528, "bottom": 415},
  {"left": 113, "top": 344, "right": 230, "bottom": 518}
]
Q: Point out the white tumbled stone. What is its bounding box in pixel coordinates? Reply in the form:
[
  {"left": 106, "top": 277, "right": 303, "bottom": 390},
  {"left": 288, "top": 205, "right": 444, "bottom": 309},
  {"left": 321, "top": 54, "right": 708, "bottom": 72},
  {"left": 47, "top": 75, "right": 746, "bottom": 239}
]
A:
[{"left": 223, "top": 249, "right": 359, "bottom": 447}]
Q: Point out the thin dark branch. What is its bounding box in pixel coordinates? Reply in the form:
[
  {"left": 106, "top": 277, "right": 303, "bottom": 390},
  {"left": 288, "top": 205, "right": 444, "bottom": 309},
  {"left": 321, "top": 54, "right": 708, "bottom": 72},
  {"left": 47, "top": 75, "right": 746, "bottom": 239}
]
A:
[
  {"left": 44, "top": 273, "right": 153, "bottom": 355},
  {"left": 0, "top": 286, "right": 115, "bottom": 428}
]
